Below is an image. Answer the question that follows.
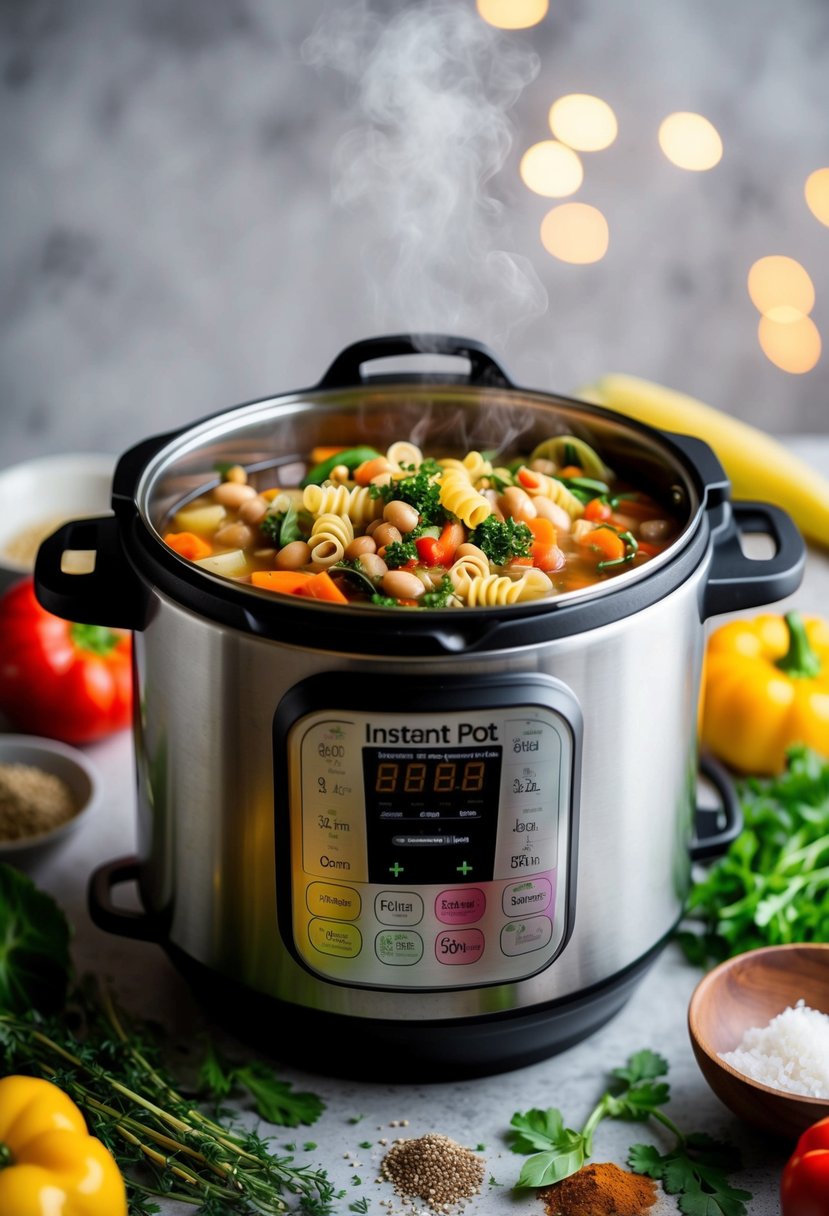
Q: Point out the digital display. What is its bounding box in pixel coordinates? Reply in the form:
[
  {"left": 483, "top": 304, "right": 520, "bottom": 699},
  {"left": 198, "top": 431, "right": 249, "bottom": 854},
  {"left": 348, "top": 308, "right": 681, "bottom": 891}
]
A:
[{"left": 362, "top": 746, "right": 502, "bottom": 884}]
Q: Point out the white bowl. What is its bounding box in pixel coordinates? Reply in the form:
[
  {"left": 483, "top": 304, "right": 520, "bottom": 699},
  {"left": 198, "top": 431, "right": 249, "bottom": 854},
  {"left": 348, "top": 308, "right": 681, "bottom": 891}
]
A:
[
  {"left": 0, "top": 453, "right": 115, "bottom": 595},
  {"left": 0, "top": 734, "right": 100, "bottom": 866}
]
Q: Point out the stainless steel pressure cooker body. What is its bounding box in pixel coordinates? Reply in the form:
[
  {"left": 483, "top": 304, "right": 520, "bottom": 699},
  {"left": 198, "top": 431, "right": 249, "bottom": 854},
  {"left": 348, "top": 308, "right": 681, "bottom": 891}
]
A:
[{"left": 37, "top": 335, "right": 805, "bottom": 1079}]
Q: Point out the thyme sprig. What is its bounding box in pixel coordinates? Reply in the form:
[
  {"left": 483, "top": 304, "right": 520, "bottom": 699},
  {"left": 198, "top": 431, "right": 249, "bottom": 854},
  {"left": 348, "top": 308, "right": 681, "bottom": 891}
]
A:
[{"left": 0, "top": 982, "right": 335, "bottom": 1215}]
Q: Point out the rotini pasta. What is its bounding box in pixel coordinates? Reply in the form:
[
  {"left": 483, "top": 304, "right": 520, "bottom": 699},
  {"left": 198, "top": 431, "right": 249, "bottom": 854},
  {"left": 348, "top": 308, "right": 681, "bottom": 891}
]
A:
[
  {"left": 386, "top": 441, "right": 423, "bottom": 469},
  {"left": 519, "top": 468, "right": 585, "bottom": 520},
  {"left": 303, "top": 483, "right": 384, "bottom": 528},
  {"left": 455, "top": 570, "right": 553, "bottom": 606},
  {"left": 449, "top": 544, "right": 490, "bottom": 587},
  {"left": 308, "top": 512, "right": 354, "bottom": 567},
  {"left": 439, "top": 470, "right": 492, "bottom": 528}
]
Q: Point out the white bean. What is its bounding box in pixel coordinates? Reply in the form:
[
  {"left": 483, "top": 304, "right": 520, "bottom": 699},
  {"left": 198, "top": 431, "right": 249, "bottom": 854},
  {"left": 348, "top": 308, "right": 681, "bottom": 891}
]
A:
[
  {"left": 383, "top": 500, "right": 419, "bottom": 534},
  {"left": 213, "top": 482, "right": 257, "bottom": 508},
  {"left": 373, "top": 522, "right": 402, "bottom": 549},
  {"left": 345, "top": 535, "right": 377, "bottom": 559},
  {"left": 358, "top": 553, "right": 388, "bottom": 581},
  {"left": 213, "top": 522, "right": 253, "bottom": 549},
  {"left": 499, "top": 486, "right": 537, "bottom": 522},
  {"left": 238, "top": 495, "right": 268, "bottom": 525},
  {"left": 225, "top": 464, "right": 248, "bottom": 484},
  {"left": 275, "top": 541, "right": 312, "bottom": 570},
  {"left": 381, "top": 570, "right": 425, "bottom": 599}
]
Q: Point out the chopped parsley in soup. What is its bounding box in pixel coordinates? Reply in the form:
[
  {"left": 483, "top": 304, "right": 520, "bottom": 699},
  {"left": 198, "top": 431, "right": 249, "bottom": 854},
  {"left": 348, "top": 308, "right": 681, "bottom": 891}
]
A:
[{"left": 161, "top": 437, "right": 680, "bottom": 609}]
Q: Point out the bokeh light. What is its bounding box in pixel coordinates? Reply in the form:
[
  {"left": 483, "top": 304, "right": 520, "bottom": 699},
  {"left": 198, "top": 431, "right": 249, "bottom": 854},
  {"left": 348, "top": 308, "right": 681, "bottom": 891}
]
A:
[
  {"left": 520, "top": 141, "right": 584, "bottom": 198},
  {"left": 476, "top": 0, "right": 548, "bottom": 29},
  {"left": 548, "top": 94, "right": 618, "bottom": 152},
  {"left": 540, "top": 203, "right": 609, "bottom": 264},
  {"left": 805, "top": 167, "right": 829, "bottom": 227},
  {"left": 658, "top": 112, "right": 723, "bottom": 171},
  {"left": 758, "top": 315, "right": 822, "bottom": 374},
  {"left": 747, "top": 256, "right": 815, "bottom": 323}
]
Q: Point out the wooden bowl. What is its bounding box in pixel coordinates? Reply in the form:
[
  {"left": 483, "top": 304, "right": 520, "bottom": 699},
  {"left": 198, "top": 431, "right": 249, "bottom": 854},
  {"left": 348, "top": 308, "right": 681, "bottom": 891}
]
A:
[{"left": 688, "top": 944, "right": 829, "bottom": 1141}]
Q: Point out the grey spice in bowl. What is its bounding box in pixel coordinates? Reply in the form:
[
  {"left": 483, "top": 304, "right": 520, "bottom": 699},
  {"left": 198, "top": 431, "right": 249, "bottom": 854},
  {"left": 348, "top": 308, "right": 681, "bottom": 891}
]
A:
[{"left": 0, "top": 734, "right": 99, "bottom": 865}]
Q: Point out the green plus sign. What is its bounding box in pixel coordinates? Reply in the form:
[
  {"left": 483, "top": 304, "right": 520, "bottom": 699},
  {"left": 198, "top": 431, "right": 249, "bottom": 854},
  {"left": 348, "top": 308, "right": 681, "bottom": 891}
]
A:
[
  {"left": 389, "top": 862, "right": 404, "bottom": 877},
  {"left": 456, "top": 860, "right": 473, "bottom": 876}
]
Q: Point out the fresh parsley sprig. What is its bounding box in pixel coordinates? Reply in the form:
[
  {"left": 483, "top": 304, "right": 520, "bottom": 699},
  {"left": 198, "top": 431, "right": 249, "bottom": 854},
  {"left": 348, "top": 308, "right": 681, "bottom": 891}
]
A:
[{"left": 508, "top": 1050, "right": 750, "bottom": 1216}]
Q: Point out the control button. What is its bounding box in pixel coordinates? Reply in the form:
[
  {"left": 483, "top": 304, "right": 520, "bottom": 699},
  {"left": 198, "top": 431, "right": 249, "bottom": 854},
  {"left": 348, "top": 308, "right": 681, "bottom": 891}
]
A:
[
  {"left": 456, "top": 859, "right": 474, "bottom": 877},
  {"left": 434, "top": 888, "right": 486, "bottom": 925},
  {"left": 306, "top": 882, "right": 361, "bottom": 922},
  {"left": 375, "top": 930, "right": 424, "bottom": 966},
  {"left": 375, "top": 891, "right": 424, "bottom": 926},
  {"left": 502, "top": 875, "right": 553, "bottom": 919},
  {"left": 500, "top": 915, "right": 553, "bottom": 957},
  {"left": 435, "top": 928, "right": 485, "bottom": 965},
  {"left": 308, "top": 918, "right": 362, "bottom": 958},
  {"left": 389, "top": 861, "right": 405, "bottom": 878}
]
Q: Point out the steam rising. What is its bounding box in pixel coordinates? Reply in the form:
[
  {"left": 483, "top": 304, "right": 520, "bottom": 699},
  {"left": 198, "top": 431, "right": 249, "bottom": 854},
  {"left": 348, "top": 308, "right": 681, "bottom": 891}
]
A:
[{"left": 302, "top": 1, "right": 548, "bottom": 346}]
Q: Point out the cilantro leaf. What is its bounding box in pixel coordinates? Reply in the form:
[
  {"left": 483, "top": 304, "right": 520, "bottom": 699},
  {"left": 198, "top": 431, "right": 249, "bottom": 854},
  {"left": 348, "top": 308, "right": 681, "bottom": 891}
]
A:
[
  {"left": 232, "top": 1063, "right": 325, "bottom": 1127},
  {"left": 612, "top": 1049, "right": 669, "bottom": 1084},
  {"left": 371, "top": 467, "right": 444, "bottom": 527},
  {"left": 420, "top": 575, "right": 455, "bottom": 608},
  {"left": 628, "top": 1141, "right": 751, "bottom": 1216},
  {"left": 508, "top": 1107, "right": 565, "bottom": 1154},
  {"left": 604, "top": 1081, "right": 671, "bottom": 1121},
  {"left": 0, "top": 863, "right": 71, "bottom": 1014},
  {"left": 515, "top": 1131, "right": 585, "bottom": 1188},
  {"left": 383, "top": 540, "right": 418, "bottom": 569}
]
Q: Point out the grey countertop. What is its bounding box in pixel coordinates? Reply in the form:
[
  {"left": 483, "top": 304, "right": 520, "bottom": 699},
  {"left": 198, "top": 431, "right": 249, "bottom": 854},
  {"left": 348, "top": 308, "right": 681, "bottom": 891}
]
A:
[{"left": 19, "top": 436, "right": 829, "bottom": 1216}]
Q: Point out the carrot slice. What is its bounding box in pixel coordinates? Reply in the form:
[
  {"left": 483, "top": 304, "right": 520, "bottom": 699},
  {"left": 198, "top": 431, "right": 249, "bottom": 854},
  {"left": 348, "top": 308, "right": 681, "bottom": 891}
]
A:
[
  {"left": 584, "top": 497, "right": 612, "bottom": 523},
  {"left": 164, "top": 531, "right": 213, "bottom": 560},
  {"left": 527, "top": 518, "right": 557, "bottom": 546},
  {"left": 579, "top": 525, "right": 626, "bottom": 561},
  {"left": 557, "top": 464, "right": 584, "bottom": 478},
  {"left": 297, "top": 571, "right": 349, "bottom": 603},
  {"left": 310, "top": 446, "right": 348, "bottom": 465},
  {"left": 251, "top": 570, "right": 314, "bottom": 594}
]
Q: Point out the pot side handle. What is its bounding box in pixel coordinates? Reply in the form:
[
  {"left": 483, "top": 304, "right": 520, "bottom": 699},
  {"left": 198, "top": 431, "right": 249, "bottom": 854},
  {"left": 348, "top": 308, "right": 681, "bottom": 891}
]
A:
[
  {"left": 88, "top": 856, "right": 164, "bottom": 942},
  {"left": 35, "top": 515, "right": 148, "bottom": 631},
  {"left": 702, "top": 501, "right": 805, "bottom": 619},
  {"left": 691, "top": 754, "right": 743, "bottom": 861},
  {"left": 317, "top": 333, "right": 515, "bottom": 389}
]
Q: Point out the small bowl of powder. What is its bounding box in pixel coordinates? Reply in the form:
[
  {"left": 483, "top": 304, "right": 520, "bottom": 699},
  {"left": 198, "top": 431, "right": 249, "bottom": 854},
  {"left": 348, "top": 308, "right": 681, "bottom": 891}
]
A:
[
  {"left": 0, "top": 734, "right": 100, "bottom": 866},
  {"left": 688, "top": 943, "right": 829, "bottom": 1140}
]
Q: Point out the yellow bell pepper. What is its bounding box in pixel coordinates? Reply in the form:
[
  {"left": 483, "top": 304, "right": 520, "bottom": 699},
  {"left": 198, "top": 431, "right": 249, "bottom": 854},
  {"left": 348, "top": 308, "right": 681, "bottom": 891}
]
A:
[
  {"left": 701, "top": 611, "right": 829, "bottom": 774},
  {"left": 0, "top": 1075, "right": 127, "bottom": 1216}
]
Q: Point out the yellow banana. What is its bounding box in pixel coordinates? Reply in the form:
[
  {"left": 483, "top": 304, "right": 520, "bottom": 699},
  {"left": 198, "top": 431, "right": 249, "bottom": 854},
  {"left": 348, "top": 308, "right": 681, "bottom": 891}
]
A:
[{"left": 578, "top": 372, "right": 829, "bottom": 550}]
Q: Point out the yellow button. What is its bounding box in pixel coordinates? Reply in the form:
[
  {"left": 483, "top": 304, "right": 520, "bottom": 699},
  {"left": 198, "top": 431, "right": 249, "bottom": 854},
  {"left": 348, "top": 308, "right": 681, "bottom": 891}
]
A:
[
  {"left": 306, "top": 882, "right": 362, "bottom": 921},
  {"left": 309, "top": 918, "right": 362, "bottom": 958}
]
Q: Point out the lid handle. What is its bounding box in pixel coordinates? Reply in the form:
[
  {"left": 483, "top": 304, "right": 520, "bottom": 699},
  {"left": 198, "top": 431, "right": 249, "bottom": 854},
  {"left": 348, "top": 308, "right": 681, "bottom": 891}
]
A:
[{"left": 317, "top": 333, "right": 514, "bottom": 390}]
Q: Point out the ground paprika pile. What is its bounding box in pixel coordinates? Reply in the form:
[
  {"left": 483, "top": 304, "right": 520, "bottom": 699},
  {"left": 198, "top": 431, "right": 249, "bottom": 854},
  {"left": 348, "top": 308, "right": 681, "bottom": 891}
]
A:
[{"left": 542, "top": 1162, "right": 658, "bottom": 1216}]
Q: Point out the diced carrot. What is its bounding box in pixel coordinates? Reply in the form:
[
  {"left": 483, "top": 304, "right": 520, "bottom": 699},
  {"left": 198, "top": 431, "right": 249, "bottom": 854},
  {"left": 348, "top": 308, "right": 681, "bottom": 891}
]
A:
[
  {"left": 251, "top": 570, "right": 314, "bottom": 594},
  {"left": 517, "top": 467, "right": 540, "bottom": 490},
  {"left": 164, "top": 531, "right": 213, "bottom": 560},
  {"left": 261, "top": 487, "right": 281, "bottom": 501},
  {"left": 532, "top": 543, "right": 564, "bottom": 572},
  {"left": 527, "top": 518, "right": 557, "bottom": 546},
  {"left": 579, "top": 525, "right": 626, "bottom": 561},
  {"left": 508, "top": 556, "right": 534, "bottom": 569},
  {"left": 584, "top": 497, "right": 612, "bottom": 523},
  {"left": 310, "top": 446, "right": 348, "bottom": 465},
  {"left": 636, "top": 540, "right": 661, "bottom": 557},
  {"left": 557, "top": 464, "right": 584, "bottom": 479},
  {"left": 297, "top": 571, "right": 349, "bottom": 603}
]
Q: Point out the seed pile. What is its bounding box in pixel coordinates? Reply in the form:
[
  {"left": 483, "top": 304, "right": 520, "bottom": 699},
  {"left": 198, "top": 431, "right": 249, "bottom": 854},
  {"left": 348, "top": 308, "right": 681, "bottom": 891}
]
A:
[
  {"left": 380, "top": 1132, "right": 485, "bottom": 1212},
  {"left": 0, "top": 762, "right": 76, "bottom": 840}
]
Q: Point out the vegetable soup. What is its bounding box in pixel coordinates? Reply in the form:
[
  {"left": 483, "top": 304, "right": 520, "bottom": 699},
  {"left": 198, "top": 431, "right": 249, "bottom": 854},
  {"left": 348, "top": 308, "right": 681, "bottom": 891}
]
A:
[{"left": 161, "top": 437, "right": 680, "bottom": 609}]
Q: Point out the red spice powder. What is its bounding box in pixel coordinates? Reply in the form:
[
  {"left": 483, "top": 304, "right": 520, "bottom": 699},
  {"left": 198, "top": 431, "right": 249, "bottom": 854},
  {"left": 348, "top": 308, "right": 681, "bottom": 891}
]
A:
[{"left": 542, "top": 1162, "right": 658, "bottom": 1216}]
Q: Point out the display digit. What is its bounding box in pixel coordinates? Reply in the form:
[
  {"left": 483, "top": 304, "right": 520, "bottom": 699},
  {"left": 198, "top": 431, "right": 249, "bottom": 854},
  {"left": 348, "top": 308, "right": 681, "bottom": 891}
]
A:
[
  {"left": 462, "top": 761, "right": 485, "bottom": 792},
  {"left": 433, "top": 762, "right": 456, "bottom": 792},
  {"left": 375, "top": 762, "right": 398, "bottom": 793},
  {"left": 404, "top": 762, "right": 426, "bottom": 793}
]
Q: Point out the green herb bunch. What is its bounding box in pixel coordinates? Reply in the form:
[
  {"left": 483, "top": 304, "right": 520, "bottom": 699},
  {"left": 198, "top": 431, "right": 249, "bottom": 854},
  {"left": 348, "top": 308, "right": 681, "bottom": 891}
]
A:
[
  {"left": 468, "top": 516, "right": 532, "bottom": 566},
  {"left": 508, "top": 1050, "right": 751, "bottom": 1216},
  {"left": 679, "top": 745, "right": 829, "bottom": 965},
  {"left": 0, "top": 865, "right": 333, "bottom": 1215}
]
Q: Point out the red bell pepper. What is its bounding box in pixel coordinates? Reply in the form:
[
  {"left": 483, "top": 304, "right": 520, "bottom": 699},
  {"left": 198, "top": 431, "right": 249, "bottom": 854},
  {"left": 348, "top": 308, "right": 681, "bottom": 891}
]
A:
[
  {"left": 781, "top": 1117, "right": 829, "bottom": 1216},
  {"left": 0, "top": 578, "right": 132, "bottom": 744},
  {"left": 415, "top": 522, "right": 464, "bottom": 567}
]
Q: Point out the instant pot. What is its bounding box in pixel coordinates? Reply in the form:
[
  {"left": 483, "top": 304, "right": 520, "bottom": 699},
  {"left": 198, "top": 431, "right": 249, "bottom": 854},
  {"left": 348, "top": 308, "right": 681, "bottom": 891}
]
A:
[{"left": 36, "top": 335, "right": 805, "bottom": 1079}]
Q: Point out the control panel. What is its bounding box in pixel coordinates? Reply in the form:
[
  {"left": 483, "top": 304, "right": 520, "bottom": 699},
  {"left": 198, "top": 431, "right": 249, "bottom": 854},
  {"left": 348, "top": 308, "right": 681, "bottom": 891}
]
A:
[{"left": 276, "top": 676, "right": 580, "bottom": 990}]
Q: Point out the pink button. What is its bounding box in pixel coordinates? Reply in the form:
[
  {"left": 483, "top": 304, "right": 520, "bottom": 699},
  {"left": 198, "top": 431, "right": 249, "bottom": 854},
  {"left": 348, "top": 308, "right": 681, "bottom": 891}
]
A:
[
  {"left": 434, "top": 888, "right": 486, "bottom": 925},
  {"left": 435, "top": 929, "right": 485, "bottom": 965}
]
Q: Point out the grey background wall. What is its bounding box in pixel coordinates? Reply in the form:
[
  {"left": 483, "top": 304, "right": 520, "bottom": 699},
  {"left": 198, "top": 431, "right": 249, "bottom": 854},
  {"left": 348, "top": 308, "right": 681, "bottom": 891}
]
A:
[{"left": 1, "top": 0, "right": 827, "bottom": 467}]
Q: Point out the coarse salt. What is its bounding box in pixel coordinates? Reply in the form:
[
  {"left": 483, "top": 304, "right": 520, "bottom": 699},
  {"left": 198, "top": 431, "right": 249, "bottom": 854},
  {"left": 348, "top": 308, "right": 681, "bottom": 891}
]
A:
[{"left": 719, "top": 999, "right": 829, "bottom": 1098}]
